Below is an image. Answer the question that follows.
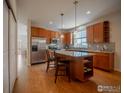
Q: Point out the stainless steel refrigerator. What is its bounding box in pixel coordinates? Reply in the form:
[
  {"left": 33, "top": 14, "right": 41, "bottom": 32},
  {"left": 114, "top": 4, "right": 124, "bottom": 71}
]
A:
[{"left": 31, "top": 37, "right": 47, "bottom": 64}]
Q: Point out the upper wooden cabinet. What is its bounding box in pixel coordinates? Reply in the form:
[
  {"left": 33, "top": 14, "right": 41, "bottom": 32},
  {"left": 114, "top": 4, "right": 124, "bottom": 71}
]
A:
[
  {"left": 63, "top": 32, "right": 71, "bottom": 45},
  {"left": 39, "top": 28, "right": 46, "bottom": 37},
  {"left": 93, "top": 23, "right": 104, "bottom": 42},
  {"left": 31, "top": 27, "right": 59, "bottom": 43},
  {"left": 87, "top": 25, "right": 94, "bottom": 43},
  {"left": 31, "top": 27, "right": 39, "bottom": 37},
  {"left": 86, "top": 21, "right": 109, "bottom": 43},
  {"left": 50, "top": 31, "right": 56, "bottom": 38},
  {"left": 50, "top": 31, "right": 60, "bottom": 39}
]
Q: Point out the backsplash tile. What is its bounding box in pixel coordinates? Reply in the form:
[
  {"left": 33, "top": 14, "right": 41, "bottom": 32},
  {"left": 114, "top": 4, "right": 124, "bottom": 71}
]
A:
[
  {"left": 68, "top": 42, "right": 115, "bottom": 52},
  {"left": 88, "top": 43, "right": 115, "bottom": 52}
]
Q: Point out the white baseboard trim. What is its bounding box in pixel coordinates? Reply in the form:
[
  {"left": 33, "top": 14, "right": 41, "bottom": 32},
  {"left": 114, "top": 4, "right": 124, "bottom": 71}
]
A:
[{"left": 114, "top": 68, "right": 121, "bottom": 72}]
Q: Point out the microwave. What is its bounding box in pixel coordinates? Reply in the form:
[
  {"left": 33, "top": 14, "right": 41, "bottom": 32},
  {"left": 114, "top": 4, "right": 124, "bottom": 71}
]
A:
[{"left": 51, "top": 38, "right": 60, "bottom": 44}]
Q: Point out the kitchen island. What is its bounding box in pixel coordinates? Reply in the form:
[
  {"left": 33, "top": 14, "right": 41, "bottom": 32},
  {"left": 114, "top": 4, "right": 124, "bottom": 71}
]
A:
[
  {"left": 65, "top": 49, "right": 114, "bottom": 71},
  {"left": 55, "top": 50, "right": 95, "bottom": 82}
]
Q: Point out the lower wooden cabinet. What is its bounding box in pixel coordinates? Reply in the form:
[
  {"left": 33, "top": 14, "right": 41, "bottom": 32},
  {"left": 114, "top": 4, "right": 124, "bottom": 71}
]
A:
[{"left": 93, "top": 53, "right": 114, "bottom": 71}]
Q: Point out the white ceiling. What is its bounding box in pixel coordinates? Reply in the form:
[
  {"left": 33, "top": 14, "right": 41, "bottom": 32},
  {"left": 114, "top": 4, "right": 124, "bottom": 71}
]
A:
[{"left": 17, "top": 0, "right": 120, "bottom": 31}]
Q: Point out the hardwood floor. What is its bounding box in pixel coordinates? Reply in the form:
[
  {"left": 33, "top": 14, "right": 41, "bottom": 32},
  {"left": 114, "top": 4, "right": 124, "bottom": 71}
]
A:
[{"left": 13, "top": 55, "right": 121, "bottom": 93}]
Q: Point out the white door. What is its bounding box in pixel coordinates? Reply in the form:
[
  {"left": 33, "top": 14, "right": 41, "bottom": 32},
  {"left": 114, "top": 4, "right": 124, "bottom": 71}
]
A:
[
  {"left": 3, "top": 1, "right": 9, "bottom": 93},
  {"left": 9, "top": 9, "right": 17, "bottom": 93}
]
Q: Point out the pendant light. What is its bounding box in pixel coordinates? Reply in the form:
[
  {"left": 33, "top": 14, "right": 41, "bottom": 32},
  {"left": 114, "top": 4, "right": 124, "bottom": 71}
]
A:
[
  {"left": 60, "top": 13, "right": 64, "bottom": 38},
  {"left": 73, "top": 0, "right": 78, "bottom": 32}
]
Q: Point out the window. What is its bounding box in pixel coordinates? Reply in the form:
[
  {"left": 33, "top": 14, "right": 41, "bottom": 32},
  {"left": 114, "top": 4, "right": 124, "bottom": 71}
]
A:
[{"left": 73, "top": 26, "right": 88, "bottom": 48}]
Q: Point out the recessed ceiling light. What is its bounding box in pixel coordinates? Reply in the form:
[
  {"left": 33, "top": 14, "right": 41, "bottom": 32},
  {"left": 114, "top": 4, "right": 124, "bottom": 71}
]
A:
[
  {"left": 86, "top": 11, "right": 91, "bottom": 15},
  {"left": 49, "top": 21, "right": 53, "bottom": 24}
]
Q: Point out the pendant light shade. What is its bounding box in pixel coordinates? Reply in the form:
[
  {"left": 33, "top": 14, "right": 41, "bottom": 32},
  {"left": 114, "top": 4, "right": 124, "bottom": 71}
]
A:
[
  {"left": 73, "top": 0, "right": 78, "bottom": 32},
  {"left": 60, "top": 13, "right": 64, "bottom": 38}
]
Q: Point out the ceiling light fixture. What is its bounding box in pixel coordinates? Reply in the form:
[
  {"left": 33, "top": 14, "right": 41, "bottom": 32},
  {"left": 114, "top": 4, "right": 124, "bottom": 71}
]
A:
[
  {"left": 49, "top": 21, "right": 53, "bottom": 24},
  {"left": 86, "top": 11, "right": 91, "bottom": 15},
  {"left": 73, "top": 0, "right": 78, "bottom": 32}
]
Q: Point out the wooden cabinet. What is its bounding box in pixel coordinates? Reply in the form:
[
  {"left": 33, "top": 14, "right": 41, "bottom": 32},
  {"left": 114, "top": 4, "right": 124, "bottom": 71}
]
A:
[
  {"left": 54, "top": 51, "right": 93, "bottom": 82},
  {"left": 50, "top": 31, "right": 59, "bottom": 39},
  {"left": 66, "top": 33, "right": 71, "bottom": 44},
  {"left": 31, "top": 27, "right": 59, "bottom": 43},
  {"left": 87, "top": 25, "right": 94, "bottom": 43},
  {"left": 46, "top": 30, "right": 51, "bottom": 43},
  {"left": 55, "top": 32, "right": 59, "bottom": 38},
  {"left": 31, "top": 27, "right": 39, "bottom": 37},
  {"left": 86, "top": 21, "right": 109, "bottom": 43},
  {"left": 63, "top": 32, "right": 71, "bottom": 45},
  {"left": 93, "top": 53, "right": 114, "bottom": 71},
  {"left": 50, "top": 31, "right": 56, "bottom": 38},
  {"left": 93, "top": 23, "right": 104, "bottom": 42},
  {"left": 39, "top": 28, "right": 46, "bottom": 37}
]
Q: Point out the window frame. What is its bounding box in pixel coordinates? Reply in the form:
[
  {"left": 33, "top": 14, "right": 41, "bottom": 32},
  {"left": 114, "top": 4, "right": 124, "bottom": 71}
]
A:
[{"left": 72, "top": 27, "right": 87, "bottom": 48}]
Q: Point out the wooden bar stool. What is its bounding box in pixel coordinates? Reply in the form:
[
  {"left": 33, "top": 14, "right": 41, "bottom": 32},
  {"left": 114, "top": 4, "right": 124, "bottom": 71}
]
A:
[
  {"left": 54, "top": 52, "right": 71, "bottom": 83},
  {"left": 45, "top": 50, "right": 55, "bottom": 72}
]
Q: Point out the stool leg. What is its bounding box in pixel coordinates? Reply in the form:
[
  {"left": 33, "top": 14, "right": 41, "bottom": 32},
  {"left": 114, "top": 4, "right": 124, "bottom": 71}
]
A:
[
  {"left": 55, "top": 66, "right": 58, "bottom": 83},
  {"left": 68, "top": 69, "right": 71, "bottom": 82},
  {"left": 67, "top": 64, "right": 71, "bottom": 82},
  {"left": 46, "top": 61, "right": 49, "bottom": 72}
]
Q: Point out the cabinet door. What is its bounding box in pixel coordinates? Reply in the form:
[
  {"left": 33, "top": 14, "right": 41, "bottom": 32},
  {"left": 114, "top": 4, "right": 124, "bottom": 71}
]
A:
[
  {"left": 31, "top": 27, "right": 39, "bottom": 37},
  {"left": 86, "top": 26, "right": 94, "bottom": 43},
  {"left": 93, "top": 55, "right": 99, "bottom": 68},
  {"left": 39, "top": 29, "right": 46, "bottom": 37},
  {"left": 63, "top": 32, "right": 71, "bottom": 45},
  {"left": 93, "top": 53, "right": 110, "bottom": 71},
  {"left": 50, "top": 31, "right": 53, "bottom": 38},
  {"left": 98, "top": 54, "right": 109, "bottom": 70},
  {"left": 66, "top": 32, "right": 71, "bottom": 44},
  {"left": 93, "top": 23, "right": 104, "bottom": 43},
  {"left": 55, "top": 32, "right": 59, "bottom": 38},
  {"left": 50, "top": 31, "right": 56, "bottom": 38},
  {"left": 44, "top": 30, "right": 51, "bottom": 43},
  {"left": 53, "top": 32, "right": 57, "bottom": 38},
  {"left": 63, "top": 33, "right": 67, "bottom": 44}
]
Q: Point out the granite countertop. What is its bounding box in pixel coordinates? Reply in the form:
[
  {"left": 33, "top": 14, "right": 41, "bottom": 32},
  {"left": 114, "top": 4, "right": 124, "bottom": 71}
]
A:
[
  {"left": 66, "top": 49, "right": 114, "bottom": 54},
  {"left": 55, "top": 50, "right": 94, "bottom": 58}
]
